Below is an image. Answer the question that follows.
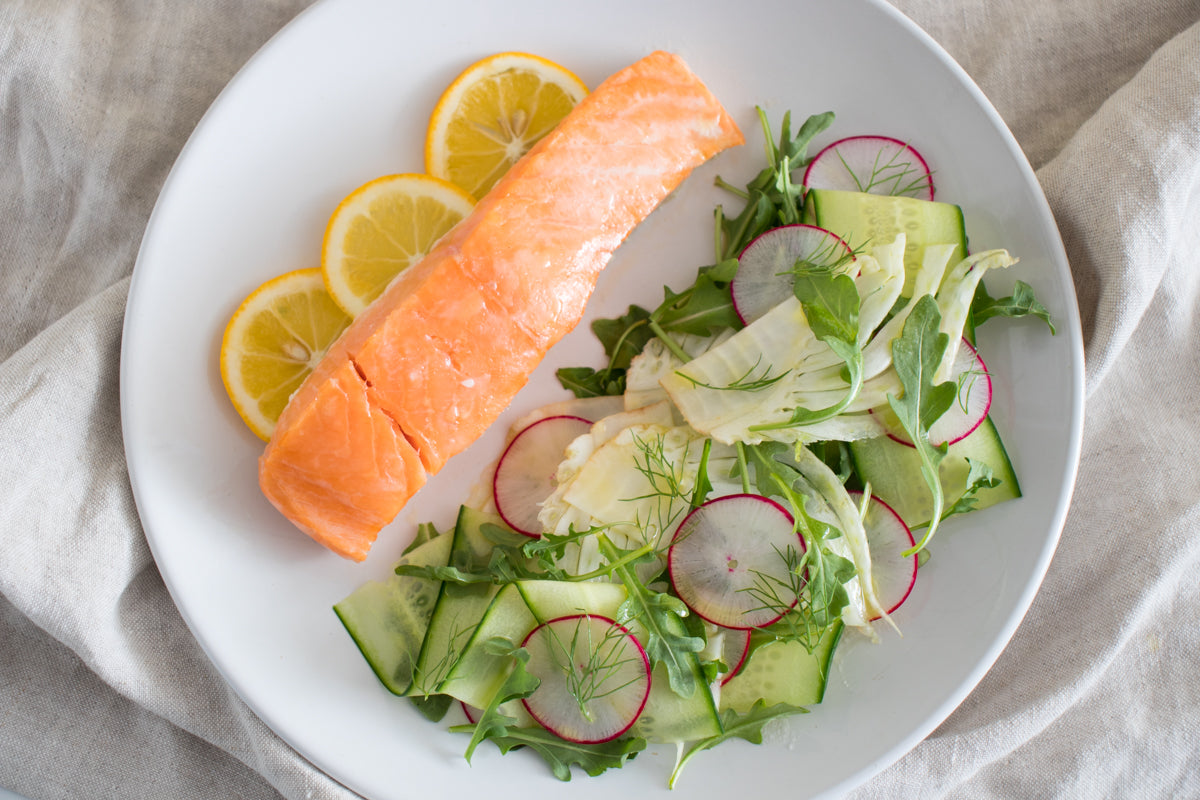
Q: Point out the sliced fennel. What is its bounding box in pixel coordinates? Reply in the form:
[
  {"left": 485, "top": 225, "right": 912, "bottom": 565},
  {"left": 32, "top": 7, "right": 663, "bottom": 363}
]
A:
[
  {"left": 660, "top": 237, "right": 1015, "bottom": 448},
  {"left": 335, "top": 105, "right": 1056, "bottom": 789},
  {"left": 661, "top": 238, "right": 904, "bottom": 444},
  {"left": 539, "top": 416, "right": 741, "bottom": 576},
  {"left": 934, "top": 249, "right": 1018, "bottom": 382},
  {"left": 786, "top": 445, "right": 886, "bottom": 627},
  {"left": 624, "top": 331, "right": 731, "bottom": 411}
]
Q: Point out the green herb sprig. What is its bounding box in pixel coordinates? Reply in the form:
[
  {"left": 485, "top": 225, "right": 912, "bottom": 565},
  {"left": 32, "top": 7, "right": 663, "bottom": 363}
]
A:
[
  {"left": 598, "top": 534, "right": 705, "bottom": 698},
  {"left": 668, "top": 701, "right": 808, "bottom": 788},
  {"left": 970, "top": 279, "right": 1056, "bottom": 333},
  {"left": 456, "top": 638, "right": 540, "bottom": 762},
  {"left": 749, "top": 268, "right": 865, "bottom": 430},
  {"left": 886, "top": 295, "right": 957, "bottom": 555},
  {"left": 715, "top": 109, "right": 835, "bottom": 260},
  {"left": 556, "top": 259, "right": 740, "bottom": 397},
  {"left": 454, "top": 724, "right": 646, "bottom": 781},
  {"left": 744, "top": 443, "right": 856, "bottom": 647}
]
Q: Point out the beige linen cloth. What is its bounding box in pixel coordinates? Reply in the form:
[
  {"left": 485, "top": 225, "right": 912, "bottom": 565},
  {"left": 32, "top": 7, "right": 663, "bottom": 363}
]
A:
[{"left": 2, "top": 1, "right": 1198, "bottom": 797}]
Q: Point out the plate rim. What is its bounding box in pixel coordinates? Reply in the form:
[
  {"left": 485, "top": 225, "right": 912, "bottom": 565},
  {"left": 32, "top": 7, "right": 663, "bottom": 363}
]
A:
[{"left": 119, "top": 0, "right": 1085, "bottom": 796}]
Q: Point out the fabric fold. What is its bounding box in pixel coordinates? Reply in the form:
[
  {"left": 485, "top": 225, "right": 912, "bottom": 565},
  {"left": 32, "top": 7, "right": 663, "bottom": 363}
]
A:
[
  {"left": 0, "top": 278, "right": 356, "bottom": 798},
  {"left": 848, "top": 16, "right": 1200, "bottom": 800},
  {"left": 4, "top": 2, "right": 1200, "bottom": 800},
  {"left": 1037, "top": 19, "right": 1200, "bottom": 394}
]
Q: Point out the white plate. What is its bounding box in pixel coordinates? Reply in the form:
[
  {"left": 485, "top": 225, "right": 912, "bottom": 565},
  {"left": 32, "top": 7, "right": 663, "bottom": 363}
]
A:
[{"left": 121, "top": 0, "right": 1083, "bottom": 797}]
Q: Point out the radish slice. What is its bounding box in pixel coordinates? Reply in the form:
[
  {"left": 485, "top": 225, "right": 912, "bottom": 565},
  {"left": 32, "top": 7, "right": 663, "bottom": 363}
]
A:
[
  {"left": 520, "top": 614, "right": 651, "bottom": 744},
  {"left": 880, "top": 338, "right": 991, "bottom": 448},
  {"left": 493, "top": 415, "right": 592, "bottom": 536},
  {"left": 732, "top": 224, "right": 855, "bottom": 325},
  {"left": 507, "top": 395, "right": 625, "bottom": 442},
  {"left": 668, "top": 494, "right": 803, "bottom": 630},
  {"left": 803, "top": 135, "right": 934, "bottom": 200},
  {"left": 719, "top": 627, "right": 752, "bottom": 685},
  {"left": 849, "top": 492, "right": 916, "bottom": 619}
]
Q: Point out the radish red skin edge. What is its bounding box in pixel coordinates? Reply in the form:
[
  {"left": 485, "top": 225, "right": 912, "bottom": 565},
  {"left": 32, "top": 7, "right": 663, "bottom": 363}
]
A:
[
  {"left": 881, "top": 338, "right": 992, "bottom": 448},
  {"left": 519, "top": 614, "right": 651, "bottom": 745},
  {"left": 850, "top": 491, "right": 917, "bottom": 619},
  {"left": 802, "top": 135, "right": 935, "bottom": 201},
  {"left": 718, "top": 627, "right": 752, "bottom": 685},
  {"left": 667, "top": 493, "right": 804, "bottom": 630},
  {"left": 731, "top": 223, "right": 855, "bottom": 326},
  {"left": 493, "top": 414, "right": 592, "bottom": 537}
]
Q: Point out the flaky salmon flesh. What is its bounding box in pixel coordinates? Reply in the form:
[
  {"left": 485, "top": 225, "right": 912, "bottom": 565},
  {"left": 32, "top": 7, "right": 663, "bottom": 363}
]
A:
[{"left": 259, "top": 50, "right": 744, "bottom": 561}]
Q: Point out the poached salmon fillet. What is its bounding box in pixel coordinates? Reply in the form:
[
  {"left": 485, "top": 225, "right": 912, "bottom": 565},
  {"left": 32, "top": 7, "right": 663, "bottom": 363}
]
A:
[{"left": 259, "top": 51, "right": 743, "bottom": 560}]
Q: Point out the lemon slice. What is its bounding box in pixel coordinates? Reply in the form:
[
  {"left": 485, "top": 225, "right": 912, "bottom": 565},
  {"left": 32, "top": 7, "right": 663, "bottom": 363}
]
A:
[
  {"left": 322, "top": 173, "right": 475, "bottom": 317},
  {"left": 220, "top": 268, "right": 352, "bottom": 441},
  {"left": 426, "top": 52, "right": 589, "bottom": 199}
]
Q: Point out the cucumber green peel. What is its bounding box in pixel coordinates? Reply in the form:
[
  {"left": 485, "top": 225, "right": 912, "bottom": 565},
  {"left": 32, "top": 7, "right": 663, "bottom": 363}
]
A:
[{"left": 336, "top": 108, "right": 1059, "bottom": 787}]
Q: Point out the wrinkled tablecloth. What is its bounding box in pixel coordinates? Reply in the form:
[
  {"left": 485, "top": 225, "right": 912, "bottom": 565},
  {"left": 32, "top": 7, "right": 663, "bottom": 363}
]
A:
[{"left": 2, "top": 1, "right": 1199, "bottom": 797}]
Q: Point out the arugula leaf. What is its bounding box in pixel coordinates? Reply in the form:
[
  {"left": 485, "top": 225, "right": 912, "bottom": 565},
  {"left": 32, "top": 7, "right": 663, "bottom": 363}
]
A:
[
  {"left": 598, "top": 535, "right": 705, "bottom": 697},
  {"left": 402, "top": 520, "right": 442, "bottom": 555},
  {"left": 971, "top": 280, "right": 1055, "bottom": 334},
  {"left": 742, "top": 444, "right": 854, "bottom": 646},
  {"left": 748, "top": 109, "right": 832, "bottom": 222},
  {"left": 750, "top": 270, "right": 865, "bottom": 431},
  {"left": 555, "top": 305, "right": 654, "bottom": 397},
  {"left": 407, "top": 693, "right": 453, "bottom": 722},
  {"left": 484, "top": 550, "right": 554, "bottom": 585},
  {"left": 939, "top": 457, "right": 1003, "bottom": 521},
  {"left": 887, "top": 295, "right": 957, "bottom": 555},
  {"left": 715, "top": 190, "right": 776, "bottom": 261},
  {"left": 395, "top": 518, "right": 533, "bottom": 585},
  {"left": 557, "top": 261, "right": 739, "bottom": 396},
  {"left": 795, "top": 536, "right": 856, "bottom": 632},
  {"left": 689, "top": 438, "right": 714, "bottom": 510},
  {"left": 451, "top": 724, "right": 646, "bottom": 781},
  {"left": 650, "top": 259, "right": 741, "bottom": 337},
  {"left": 480, "top": 522, "right": 569, "bottom": 582},
  {"left": 397, "top": 522, "right": 652, "bottom": 586},
  {"left": 699, "top": 657, "right": 726, "bottom": 686},
  {"left": 669, "top": 701, "right": 808, "bottom": 788},
  {"left": 478, "top": 520, "right": 535, "bottom": 550},
  {"left": 788, "top": 111, "right": 839, "bottom": 167},
  {"left": 394, "top": 562, "right": 496, "bottom": 585},
  {"left": 794, "top": 270, "right": 859, "bottom": 344},
  {"left": 594, "top": 305, "right": 655, "bottom": 369},
  {"left": 459, "top": 638, "right": 541, "bottom": 762},
  {"left": 779, "top": 518, "right": 854, "bottom": 642},
  {"left": 715, "top": 109, "right": 835, "bottom": 260},
  {"left": 521, "top": 525, "right": 599, "bottom": 575},
  {"left": 809, "top": 439, "right": 854, "bottom": 485},
  {"left": 555, "top": 365, "right": 626, "bottom": 398}
]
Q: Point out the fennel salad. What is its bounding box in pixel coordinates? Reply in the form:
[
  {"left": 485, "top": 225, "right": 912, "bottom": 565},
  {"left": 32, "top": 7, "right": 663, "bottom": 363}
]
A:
[{"left": 333, "top": 109, "right": 1055, "bottom": 787}]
